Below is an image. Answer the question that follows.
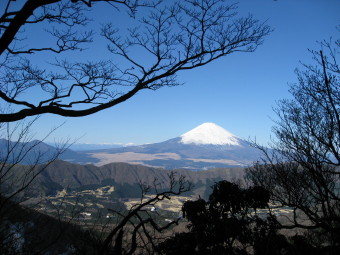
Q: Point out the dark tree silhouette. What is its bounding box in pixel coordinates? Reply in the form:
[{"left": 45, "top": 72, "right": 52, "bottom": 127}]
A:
[
  {"left": 247, "top": 36, "right": 340, "bottom": 252},
  {"left": 0, "top": 118, "right": 68, "bottom": 212},
  {"left": 0, "top": 0, "right": 271, "bottom": 122},
  {"left": 158, "top": 180, "right": 291, "bottom": 255},
  {"left": 0, "top": 118, "right": 73, "bottom": 254},
  {"left": 99, "top": 172, "right": 193, "bottom": 255}
]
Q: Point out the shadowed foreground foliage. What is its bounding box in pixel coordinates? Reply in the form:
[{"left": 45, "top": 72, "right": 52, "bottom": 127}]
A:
[
  {"left": 2, "top": 178, "right": 338, "bottom": 254},
  {"left": 0, "top": 195, "right": 102, "bottom": 255},
  {"left": 158, "top": 181, "right": 280, "bottom": 255},
  {"left": 158, "top": 180, "right": 337, "bottom": 255}
]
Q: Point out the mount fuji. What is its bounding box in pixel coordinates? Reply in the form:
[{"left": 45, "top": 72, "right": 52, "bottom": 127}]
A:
[
  {"left": 63, "top": 123, "right": 263, "bottom": 170},
  {"left": 180, "top": 122, "right": 241, "bottom": 146}
]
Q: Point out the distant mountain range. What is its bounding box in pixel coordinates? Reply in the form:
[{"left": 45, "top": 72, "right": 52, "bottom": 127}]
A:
[
  {"left": 0, "top": 123, "right": 263, "bottom": 170},
  {"left": 9, "top": 160, "right": 245, "bottom": 198},
  {"left": 54, "top": 143, "right": 124, "bottom": 151},
  {"left": 0, "top": 138, "right": 80, "bottom": 165},
  {"left": 61, "top": 123, "right": 263, "bottom": 170}
]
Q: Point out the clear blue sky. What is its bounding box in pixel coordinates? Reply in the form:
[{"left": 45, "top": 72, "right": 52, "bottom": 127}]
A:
[{"left": 24, "top": 0, "right": 339, "bottom": 146}]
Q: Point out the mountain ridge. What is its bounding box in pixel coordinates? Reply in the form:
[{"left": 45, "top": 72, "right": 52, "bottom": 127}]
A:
[
  {"left": 7, "top": 160, "right": 245, "bottom": 197},
  {"left": 0, "top": 123, "right": 263, "bottom": 170},
  {"left": 62, "top": 123, "right": 263, "bottom": 170}
]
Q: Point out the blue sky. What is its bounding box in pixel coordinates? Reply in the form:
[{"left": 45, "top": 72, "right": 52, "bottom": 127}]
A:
[{"left": 17, "top": 0, "right": 340, "bottom": 146}]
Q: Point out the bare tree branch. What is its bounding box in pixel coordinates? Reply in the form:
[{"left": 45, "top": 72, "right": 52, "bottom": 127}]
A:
[
  {"left": 99, "top": 172, "right": 192, "bottom": 254},
  {"left": 246, "top": 38, "right": 340, "bottom": 246},
  {"left": 0, "top": 0, "right": 271, "bottom": 122}
]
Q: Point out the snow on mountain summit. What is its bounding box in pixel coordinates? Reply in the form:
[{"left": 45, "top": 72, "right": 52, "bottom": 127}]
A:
[{"left": 180, "top": 122, "right": 240, "bottom": 146}]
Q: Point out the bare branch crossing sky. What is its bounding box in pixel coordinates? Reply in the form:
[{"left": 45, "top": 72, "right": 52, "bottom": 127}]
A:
[{"left": 11, "top": 0, "right": 339, "bottom": 146}]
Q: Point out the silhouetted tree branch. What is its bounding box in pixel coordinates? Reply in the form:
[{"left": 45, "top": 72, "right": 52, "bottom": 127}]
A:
[
  {"left": 99, "top": 172, "right": 192, "bottom": 255},
  {"left": 157, "top": 180, "right": 292, "bottom": 255},
  {"left": 247, "top": 37, "right": 340, "bottom": 249},
  {"left": 0, "top": 117, "right": 72, "bottom": 254},
  {"left": 0, "top": 0, "right": 271, "bottom": 122},
  {"left": 0, "top": 119, "right": 68, "bottom": 208}
]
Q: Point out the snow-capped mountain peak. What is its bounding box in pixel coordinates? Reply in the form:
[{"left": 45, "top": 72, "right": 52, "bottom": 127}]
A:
[{"left": 180, "top": 122, "right": 240, "bottom": 146}]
